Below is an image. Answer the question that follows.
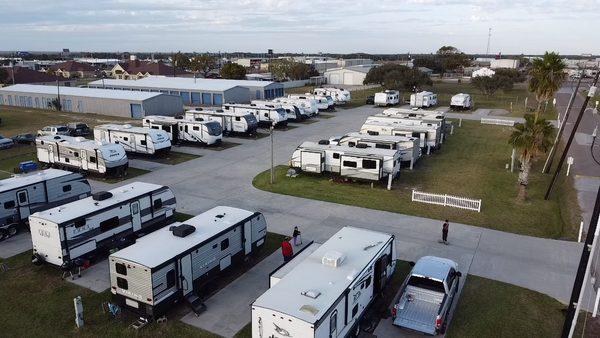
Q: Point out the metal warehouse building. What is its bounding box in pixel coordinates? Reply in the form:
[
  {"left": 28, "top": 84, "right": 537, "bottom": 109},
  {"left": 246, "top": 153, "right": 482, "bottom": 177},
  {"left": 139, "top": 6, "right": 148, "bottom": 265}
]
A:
[
  {"left": 87, "top": 76, "right": 285, "bottom": 105},
  {"left": 324, "top": 64, "right": 376, "bottom": 85},
  {"left": 0, "top": 84, "right": 183, "bottom": 118}
]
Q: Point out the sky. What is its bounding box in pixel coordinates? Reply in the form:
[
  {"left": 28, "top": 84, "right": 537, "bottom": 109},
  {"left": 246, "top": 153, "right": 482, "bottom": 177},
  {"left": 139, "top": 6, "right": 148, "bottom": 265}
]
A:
[{"left": 0, "top": 0, "right": 598, "bottom": 55}]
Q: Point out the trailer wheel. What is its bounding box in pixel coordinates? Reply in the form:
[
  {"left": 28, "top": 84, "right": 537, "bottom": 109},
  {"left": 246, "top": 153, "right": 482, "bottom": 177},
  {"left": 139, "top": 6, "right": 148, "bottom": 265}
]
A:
[
  {"left": 7, "top": 224, "right": 19, "bottom": 237},
  {"left": 0, "top": 229, "right": 7, "bottom": 242}
]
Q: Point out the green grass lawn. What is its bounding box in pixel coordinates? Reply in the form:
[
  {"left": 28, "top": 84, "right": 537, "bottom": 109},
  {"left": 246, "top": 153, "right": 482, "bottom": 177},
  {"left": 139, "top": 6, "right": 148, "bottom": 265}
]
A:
[
  {"left": 0, "top": 145, "right": 37, "bottom": 178},
  {"left": 0, "top": 230, "right": 286, "bottom": 337},
  {"left": 447, "top": 275, "right": 565, "bottom": 338},
  {"left": 253, "top": 120, "right": 579, "bottom": 239}
]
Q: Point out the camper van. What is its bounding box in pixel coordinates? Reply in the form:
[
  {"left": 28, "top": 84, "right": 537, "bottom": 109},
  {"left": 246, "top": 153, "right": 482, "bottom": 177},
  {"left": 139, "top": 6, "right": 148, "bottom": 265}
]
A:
[
  {"left": 109, "top": 206, "right": 267, "bottom": 319},
  {"left": 185, "top": 108, "right": 258, "bottom": 135},
  {"left": 94, "top": 124, "right": 171, "bottom": 156},
  {"left": 36, "top": 135, "right": 128, "bottom": 176},
  {"left": 142, "top": 115, "right": 222, "bottom": 146},
  {"left": 314, "top": 87, "right": 351, "bottom": 105},
  {"left": 252, "top": 226, "right": 396, "bottom": 338},
  {"left": 290, "top": 141, "right": 401, "bottom": 181},
  {"left": 222, "top": 103, "right": 288, "bottom": 127},
  {"left": 332, "top": 132, "right": 421, "bottom": 167},
  {"left": 251, "top": 100, "right": 306, "bottom": 121},
  {"left": 0, "top": 169, "right": 90, "bottom": 240},
  {"left": 360, "top": 120, "right": 443, "bottom": 150},
  {"left": 374, "top": 90, "right": 400, "bottom": 106},
  {"left": 30, "top": 182, "right": 176, "bottom": 267},
  {"left": 450, "top": 93, "right": 472, "bottom": 110},
  {"left": 270, "top": 97, "right": 314, "bottom": 118},
  {"left": 410, "top": 91, "right": 438, "bottom": 108},
  {"left": 288, "top": 94, "right": 332, "bottom": 111}
]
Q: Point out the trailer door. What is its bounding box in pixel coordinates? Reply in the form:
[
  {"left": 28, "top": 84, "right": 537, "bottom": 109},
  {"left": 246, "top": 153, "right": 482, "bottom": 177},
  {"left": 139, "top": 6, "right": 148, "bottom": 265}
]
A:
[
  {"left": 130, "top": 201, "right": 141, "bottom": 232},
  {"left": 180, "top": 254, "right": 193, "bottom": 296},
  {"left": 16, "top": 190, "right": 30, "bottom": 219},
  {"left": 300, "top": 150, "right": 324, "bottom": 173},
  {"left": 243, "top": 221, "right": 252, "bottom": 255}
]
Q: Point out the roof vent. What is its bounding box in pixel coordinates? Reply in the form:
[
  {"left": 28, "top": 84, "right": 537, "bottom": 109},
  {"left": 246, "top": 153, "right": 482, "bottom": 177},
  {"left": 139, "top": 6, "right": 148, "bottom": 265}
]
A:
[
  {"left": 92, "top": 191, "right": 113, "bottom": 201},
  {"left": 171, "top": 224, "right": 196, "bottom": 238},
  {"left": 301, "top": 289, "right": 321, "bottom": 299},
  {"left": 322, "top": 251, "right": 345, "bottom": 268}
]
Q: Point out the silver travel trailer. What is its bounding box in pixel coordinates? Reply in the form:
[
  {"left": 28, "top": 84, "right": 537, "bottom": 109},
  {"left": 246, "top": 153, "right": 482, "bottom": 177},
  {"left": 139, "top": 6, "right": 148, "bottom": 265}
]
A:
[
  {"left": 251, "top": 100, "right": 306, "bottom": 121},
  {"left": 367, "top": 113, "right": 446, "bottom": 144},
  {"left": 450, "top": 93, "right": 472, "bottom": 110},
  {"left": 360, "top": 120, "right": 443, "bottom": 151},
  {"left": 109, "top": 206, "right": 267, "bottom": 319},
  {"left": 290, "top": 141, "right": 401, "bottom": 181},
  {"left": 30, "top": 182, "right": 176, "bottom": 267},
  {"left": 185, "top": 108, "right": 258, "bottom": 135},
  {"left": 332, "top": 132, "right": 421, "bottom": 168},
  {"left": 222, "top": 103, "right": 288, "bottom": 127},
  {"left": 314, "top": 87, "right": 351, "bottom": 104},
  {"left": 36, "top": 135, "right": 128, "bottom": 176},
  {"left": 374, "top": 90, "right": 400, "bottom": 106},
  {"left": 274, "top": 96, "right": 319, "bottom": 116},
  {"left": 0, "top": 169, "right": 90, "bottom": 240},
  {"left": 94, "top": 124, "right": 172, "bottom": 156},
  {"left": 288, "top": 94, "right": 332, "bottom": 111},
  {"left": 252, "top": 227, "right": 396, "bottom": 338},
  {"left": 142, "top": 115, "right": 222, "bottom": 146},
  {"left": 410, "top": 91, "right": 438, "bottom": 108},
  {"left": 269, "top": 97, "right": 313, "bottom": 119}
]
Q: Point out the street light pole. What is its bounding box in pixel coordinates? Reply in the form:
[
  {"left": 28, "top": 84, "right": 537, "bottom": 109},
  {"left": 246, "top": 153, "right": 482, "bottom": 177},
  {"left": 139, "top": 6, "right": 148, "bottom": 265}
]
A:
[{"left": 270, "top": 124, "right": 274, "bottom": 184}]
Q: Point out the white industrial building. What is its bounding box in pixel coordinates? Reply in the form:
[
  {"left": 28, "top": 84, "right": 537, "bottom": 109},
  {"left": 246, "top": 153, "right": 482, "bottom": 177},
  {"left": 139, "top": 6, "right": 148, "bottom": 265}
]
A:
[
  {"left": 88, "top": 76, "right": 284, "bottom": 105},
  {"left": 490, "top": 59, "right": 520, "bottom": 69},
  {"left": 0, "top": 84, "right": 183, "bottom": 118},
  {"left": 324, "top": 64, "right": 376, "bottom": 86}
]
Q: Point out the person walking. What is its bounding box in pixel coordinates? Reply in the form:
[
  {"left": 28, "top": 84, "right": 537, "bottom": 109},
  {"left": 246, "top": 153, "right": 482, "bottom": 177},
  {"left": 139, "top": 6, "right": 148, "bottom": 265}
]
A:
[
  {"left": 442, "top": 219, "right": 449, "bottom": 245},
  {"left": 292, "top": 226, "right": 302, "bottom": 246},
  {"left": 281, "top": 237, "right": 294, "bottom": 262}
]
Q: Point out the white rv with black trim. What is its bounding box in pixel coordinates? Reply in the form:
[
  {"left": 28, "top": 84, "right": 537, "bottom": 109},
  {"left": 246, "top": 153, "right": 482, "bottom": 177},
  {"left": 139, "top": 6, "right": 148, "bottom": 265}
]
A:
[
  {"left": 142, "top": 115, "right": 222, "bottom": 146},
  {"left": 450, "top": 93, "right": 472, "bottom": 110},
  {"left": 410, "top": 91, "right": 438, "bottom": 108},
  {"left": 94, "top": 124, "right": 171, "bottom": 156},
  {"left": 251, "top": 100, "right": 306, "bottom": 121},
  {"left": 360, "top": 120, "right": 443, "bottom": 150},
  {"left": 374, "top": 90, "right": 400, "bottom": 106},
  {"left": 108, "top": 206, "right": 267, "bottom": 319},
  {"left": 290, "top": 141, "right": 401, "bottom": 181},
  {"left": 314, "top": 87, "right": 351, "bottom": 105},
  {"left": 367, "top": 114, "right": 445, "bottom": 146},
  {"left": 274, "top": 96, "right": 318, "bottom": 116},
  {"left": 30, "top": 182, "right": 176, "bottom": 267},
  {"left": 269, "top": 97, "right": 312, "bottom": 119},
  {"left": 185, "top": 108, "right": 258, "bottom": 135},
  {"left": 0, "top": 169, "right": 90, "bottom": 241},
  {"left": 36, "top": 135, "right": 128, "bottom": 176},
  {"left": 222, "top": 103, "right": 288, "bottom": 127},
  {"left": 333, "top": 132, "right": 421, "bottom": 166},
  {"left": 289, "top": 94, "right": 332, "bottom": 111},
  {"left": 252, "top": 227, "right": 396, "bottom": 338}
]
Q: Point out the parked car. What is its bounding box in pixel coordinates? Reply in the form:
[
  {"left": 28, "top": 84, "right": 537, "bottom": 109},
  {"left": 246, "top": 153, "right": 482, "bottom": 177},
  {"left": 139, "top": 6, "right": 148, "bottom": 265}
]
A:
[
  {"left": 12, "top": 133, "right": 36, "bottom": 144},
  {"left": 67, "top": 122, "right": 91, "bottom": 136},
  {"left": 0, "top": 134, "right": 15, "bottom": 149},
  {"left": 366, "top": 95, "right": 375, "bottom": 105},
  {"left": 392, "top": 256, "right": 462, "bottom": 335},
  {"left": 37, "top": 125, "right": 70, "bottom": 137}
]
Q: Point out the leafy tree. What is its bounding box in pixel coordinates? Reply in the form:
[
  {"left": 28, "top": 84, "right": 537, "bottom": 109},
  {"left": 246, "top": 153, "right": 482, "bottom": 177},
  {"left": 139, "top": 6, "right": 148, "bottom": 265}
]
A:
[
  {"left": 288, "top": 63, "right": 319, "bottom": 80},
  {"left": 190, "top": 55, "right": 217, "bottom": 77},
  {"left": 508, "top": 114, "right": 555, "bottom": 200},
  {"left": 220, "top": 63, "right": 246, "bottom": 79},
  {"left": 471, "top": 74, "right": 515, "bottom": 96},
  {"left": 364, "top": 64, "right": 432, "bottom": 91},
  {"left": 494, "top": 68, "right": 526, "bottom": 83},
  {"left": 48, "top": 98, "right": 62, "bottom": 111},
  {"left": 436, "top": 46, "right": 471, "bottom": 75},
  {"left": 412, "top": 57, "right": 442, "bottom": 73},
  {"left": 269, "top": 59, "right": 294, "bottom": 80},
  {"left": 528, "top": 51, "right": 566, "bottom": 114},
  {"left": 0, "top": 68, "right": 8, "bottom": 84},
  {"left": 172, "top": 52, "right": 191, "bottom": 70}
]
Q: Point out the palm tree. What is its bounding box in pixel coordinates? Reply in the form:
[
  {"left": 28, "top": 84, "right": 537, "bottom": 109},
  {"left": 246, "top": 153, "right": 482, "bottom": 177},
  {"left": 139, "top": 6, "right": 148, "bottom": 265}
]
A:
[
  {"left": 509, "top": 114, "right": 555, "bottom": 201},
  {"left": 528, "top": 52, "right": 566, "bottom": 115}
]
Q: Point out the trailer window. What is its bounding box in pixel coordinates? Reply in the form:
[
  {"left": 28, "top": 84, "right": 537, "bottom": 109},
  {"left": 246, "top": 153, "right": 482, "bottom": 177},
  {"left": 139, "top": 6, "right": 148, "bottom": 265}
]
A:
[
  {"left": 348, "top": 141, "right": 356, "bottom": 147},
  {"left": 375, "top": 144, "right": 392, "bottom": 149},
  {"left": 330, "top": 310, "right": 337, "bottom": 335},
  {"left": 367, "top": 131, "right": 379, "bottom": 136},
  {"left": 333, "top": 153, "right": 340, "bottom": 159},
  {"left": 123, "top": 137, "right": 128, "bottom": 141},
  {"left": 362, "top": 160, "right": 377, "bottom": 169},
  {"left": 166, "top": 269, "right": 176, "bottom": 288},
  {"left": 74, "top": 219, "right": 86, "bottom": 228},
  {"left": 153, "top": 199, "right": 163, "bottom": 210},
  {"left": 100, "top": 216, "right": 120, "bottom": 232},
  {"left": 117, "top": 277, "right": 128, "bottom": 290},
  {"left": 343, "top": 161, "right": 357, "bottom": 168},
  {"left": 151, "top": 126, "right": 159, "bottom": 130},
  {"left": 115, "top": 263, "right": 127, "bottom": 275},
  {"left": 89, "top": 156, "right": 96, "bottom": 163},
  {"left": 18, "top": 192, "right": 27, "bottom": 203},
  {"left": 221, "top": 238, "right": 229, "bottom": 251},
  {"left": 73, "top": 152, "right": 79, "bottom": 157},
  {"left": 62, "top": 185, "right": 72, "bottom": 192},
  {"left": 140, "top": 140, "right": 147, "bottom": 146},
  {"left": 4, "top": 201, "right": 15, "bottom": 209},
  {"left": 235, "top": 116, "right": 241, "bottom": 121},
  {"left": 193, "top": 126, "right": 199, "bottom": 131}
]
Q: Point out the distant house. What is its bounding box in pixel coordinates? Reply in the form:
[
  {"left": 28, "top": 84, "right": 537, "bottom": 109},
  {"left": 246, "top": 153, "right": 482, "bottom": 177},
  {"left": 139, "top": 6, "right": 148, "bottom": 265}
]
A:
[
  {"left": 471, "top": 67, "right": 496, "bottom": 78},
  {"left": 110, "top": 60, "right": 191, "bottom": 80},
  {"left": 51, "top": 61, "right": 97, "bottom": 78},
  {"left": 0, "top": 66, "right": 74, "bottom": 87},
  {"left": 323, "top": 64, "right": 376, "bottom": 85}
]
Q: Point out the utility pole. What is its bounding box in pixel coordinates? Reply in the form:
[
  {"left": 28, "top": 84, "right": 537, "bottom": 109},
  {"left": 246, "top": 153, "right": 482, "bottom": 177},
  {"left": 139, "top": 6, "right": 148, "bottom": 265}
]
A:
[
  {"left": 486, "top": 28, "right": 492, "bottom": 56},
  {"left": 545, "top": 71, "right": 599, "bottom": 200},
  {"left": 56, "top": 78, "right": 61, "bottom": 111},
  {"left": 270, "top": 121, "right": 275, "bottom": 184}
]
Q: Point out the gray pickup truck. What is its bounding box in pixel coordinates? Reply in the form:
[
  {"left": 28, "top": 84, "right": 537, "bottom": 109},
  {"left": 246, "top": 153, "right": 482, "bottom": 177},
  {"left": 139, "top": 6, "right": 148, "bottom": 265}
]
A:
[{"left": 392, "top": 256, "right": 462, "bottom": 335}]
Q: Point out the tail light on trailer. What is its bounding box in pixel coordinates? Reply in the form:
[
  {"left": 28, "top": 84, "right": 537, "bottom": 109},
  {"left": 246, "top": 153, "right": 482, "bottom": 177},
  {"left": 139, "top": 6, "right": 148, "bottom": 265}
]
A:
[
  {"left": 435, "top": 315, "right": 442, "bottom": 329},
  {"left": 391, "top": 305, "right": 397, "bottom": 319}
]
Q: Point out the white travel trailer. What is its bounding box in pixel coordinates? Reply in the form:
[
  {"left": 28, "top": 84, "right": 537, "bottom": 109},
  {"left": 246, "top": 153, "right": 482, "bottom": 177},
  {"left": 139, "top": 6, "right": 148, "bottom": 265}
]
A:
[
  {"left": 185, "top": 108, "right": 258, "bottom": 135},
  {"left": 369, "top": 112, "right": 447, "bottom": 144},
  {"left": 289, "top": 94, "right": 332, "bottom": 111},
  {"left": 142, "top": 115, "right": 222, "bottom": 146},
  {"left": 290, "top": 141, "right": 401, "bottom": 181},
  {"left": 109, "top": 206, "right": 267, "bottom": 319},
  {"left": 332, "top": 132, "right": 421, "bottom": 168},
  {"left": 0, "top": 169, "right": 90, "bottom": 240},
  {"left": 222, "top": 103, "right": 288, "bottom": 126},
  {"left": 450, "top": 93, "right": 473, "bottom": 110},
  {"left": 252, "top": 226, "right": 396, "bottom": 338},
  {"left": 374, "top": 90, "right": 400, "bottom": 106},
  {"left": 360, "top": 120, "right": 442, "bottom": 151},
  {"left": 30, "top": 182, "right": 176, "bottom": 267},
  {"left": 94, "top": 124, "right": 171, "bottom": 156},
  {"left": 36, "top": 135, "right": 128, "bottom": 176},
  {"left": 250, "top": 100, "right": 305, "bottom": 121},
  {"left": 270, "top": 97, "right": 314, "bottom": 118},
  {"left": 314, "top": 87, "right": 351, "bottom": 104},
  {"left": 410, "top": 91, "right": 438, "bottom": 108}
]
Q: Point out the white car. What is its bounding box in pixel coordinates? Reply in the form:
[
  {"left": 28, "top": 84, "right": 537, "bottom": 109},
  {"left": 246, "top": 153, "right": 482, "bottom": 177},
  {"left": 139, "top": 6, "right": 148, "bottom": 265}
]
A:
[
  {"left": 37, "top": 125, "right": 70, "bottom": 137},
  {"left": 0, "top": 135, "right": 14, "bottom": 149}
]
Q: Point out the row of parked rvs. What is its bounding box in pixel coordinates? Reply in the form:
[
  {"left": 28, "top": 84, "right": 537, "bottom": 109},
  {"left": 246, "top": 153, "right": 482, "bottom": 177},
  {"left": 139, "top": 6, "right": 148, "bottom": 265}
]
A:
[{"left": 372, "top": 90, "right": 472, "bottom": 111}]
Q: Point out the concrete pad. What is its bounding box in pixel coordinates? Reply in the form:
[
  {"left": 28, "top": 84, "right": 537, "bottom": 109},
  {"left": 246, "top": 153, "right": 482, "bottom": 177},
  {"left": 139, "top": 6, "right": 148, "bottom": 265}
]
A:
[
  {"left": 66, "top": 258, "right": 111, "bottom": 293},
  {"left": 128, "top": 159, "right": 170, "bottom": 171},
  {"left": 0, "top": 232, "right": 32, "bottom": 259}
]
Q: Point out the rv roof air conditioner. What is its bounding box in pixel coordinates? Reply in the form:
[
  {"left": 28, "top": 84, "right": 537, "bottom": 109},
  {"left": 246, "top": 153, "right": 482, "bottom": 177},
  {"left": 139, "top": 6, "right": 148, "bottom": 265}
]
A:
[
  {"left": 171, "top": 223, "right": 196, "bottom": 238},
  {"left": 301, "top": 289, "right": 321, "bottom": 299},
  {"left": 322, "top": 251, "right": 345, "bottom": 268},
  {"left": 92, "top": 191, "right": 113, "bottom": 201},
  {"left": 318, "top": 140, "right": 329, "bottom": 145}
]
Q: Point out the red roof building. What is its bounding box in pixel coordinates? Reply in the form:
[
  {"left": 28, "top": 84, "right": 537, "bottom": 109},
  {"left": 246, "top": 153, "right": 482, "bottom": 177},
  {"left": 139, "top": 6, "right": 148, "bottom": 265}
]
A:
[
  {"left": 51, "top": 61, "right": 97, "bottom": 78},
  {"left": 110, "top": 60, "right": 191, "bottom": 80},
  {"left": 1, "top": 67, "right": 73, "bottom": 86}
]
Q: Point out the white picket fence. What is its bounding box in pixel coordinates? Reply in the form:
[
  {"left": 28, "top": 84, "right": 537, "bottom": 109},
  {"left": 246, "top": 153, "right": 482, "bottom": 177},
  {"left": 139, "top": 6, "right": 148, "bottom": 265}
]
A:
[
  {"left": 411, "top": 190, "right": 482, "bottom": 212},
  {"left": 480, "top": 118, "right": 516, "bottom": 126}
]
